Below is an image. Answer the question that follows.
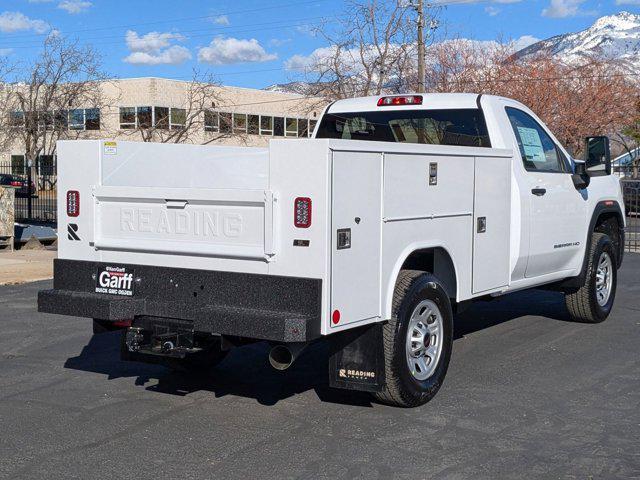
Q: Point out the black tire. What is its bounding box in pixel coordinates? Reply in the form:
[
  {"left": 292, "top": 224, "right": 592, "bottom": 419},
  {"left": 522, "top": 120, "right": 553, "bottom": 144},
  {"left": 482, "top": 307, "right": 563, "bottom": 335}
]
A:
[
  {"left": 93, "top": 318, "right": 124, "bottom": 334},
  {"left": 374, "top": 270, "right": 453, "bottom": 408},
  {"left": 565, "top": 233, "right": 617, "bottom": 323}
]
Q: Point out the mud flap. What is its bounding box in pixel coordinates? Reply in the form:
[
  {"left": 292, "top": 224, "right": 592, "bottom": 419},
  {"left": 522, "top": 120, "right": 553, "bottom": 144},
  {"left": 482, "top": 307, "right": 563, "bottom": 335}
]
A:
[{"left": 329, "top": 323, "right": 386, "bottom": 392}]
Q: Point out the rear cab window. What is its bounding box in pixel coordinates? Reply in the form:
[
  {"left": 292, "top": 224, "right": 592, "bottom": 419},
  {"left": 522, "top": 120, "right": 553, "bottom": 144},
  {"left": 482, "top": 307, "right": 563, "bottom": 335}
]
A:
[{"left": 316, "top": 109, "right": 491, "bottom": 147}]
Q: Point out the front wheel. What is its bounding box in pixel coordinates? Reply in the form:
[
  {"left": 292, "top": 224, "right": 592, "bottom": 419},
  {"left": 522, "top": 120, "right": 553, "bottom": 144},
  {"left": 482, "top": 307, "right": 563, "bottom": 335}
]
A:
[
  {"left": 565, "top": 233, "right": 617, "bottom": 323},
  {"left": 374, "top": 270, "right": 453, "bottom": 408}
]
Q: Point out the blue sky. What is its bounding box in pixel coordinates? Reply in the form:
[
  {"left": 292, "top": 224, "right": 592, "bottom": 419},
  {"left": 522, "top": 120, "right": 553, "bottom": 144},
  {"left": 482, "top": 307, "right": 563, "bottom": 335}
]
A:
[{"left": 0, "top": 0, "right": 638, "bottom": 89}]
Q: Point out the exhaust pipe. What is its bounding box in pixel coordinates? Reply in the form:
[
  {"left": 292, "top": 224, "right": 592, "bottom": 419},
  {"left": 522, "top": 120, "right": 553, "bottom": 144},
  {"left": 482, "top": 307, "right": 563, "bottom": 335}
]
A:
[{"left": 268, "top": 343, "right": 307, "bottom": 370}]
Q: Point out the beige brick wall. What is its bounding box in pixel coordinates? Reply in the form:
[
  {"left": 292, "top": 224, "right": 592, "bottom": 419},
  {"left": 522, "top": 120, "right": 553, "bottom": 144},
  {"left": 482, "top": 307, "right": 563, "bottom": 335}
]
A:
[{"left": 0, "top": 77, "right": 325, "bottom": 166}]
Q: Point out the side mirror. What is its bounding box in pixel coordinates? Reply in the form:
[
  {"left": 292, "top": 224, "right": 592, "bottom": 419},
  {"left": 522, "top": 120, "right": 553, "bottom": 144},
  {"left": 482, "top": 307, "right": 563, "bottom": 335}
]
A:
[
  {"left": 584, "top": 136, "right": 611, "bottom": 176},
  {"left": 572, "top": 160, "right": 590, "bottom": 190}
]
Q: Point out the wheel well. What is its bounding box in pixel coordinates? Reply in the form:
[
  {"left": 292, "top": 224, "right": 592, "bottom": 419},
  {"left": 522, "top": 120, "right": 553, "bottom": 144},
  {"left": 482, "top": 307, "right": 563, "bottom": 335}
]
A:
[
  {"left": 594, "top": 211, "right": 622, "bottom": 265},
  {"left": 401, "top": 247, "right": 457, "bottom": 300}
]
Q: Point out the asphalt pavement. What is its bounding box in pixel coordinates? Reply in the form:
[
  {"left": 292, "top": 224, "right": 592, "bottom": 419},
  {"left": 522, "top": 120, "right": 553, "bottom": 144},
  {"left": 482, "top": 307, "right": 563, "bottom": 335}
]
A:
[{"left": 1, "top": 256, "right": 639, "bottom": 479}]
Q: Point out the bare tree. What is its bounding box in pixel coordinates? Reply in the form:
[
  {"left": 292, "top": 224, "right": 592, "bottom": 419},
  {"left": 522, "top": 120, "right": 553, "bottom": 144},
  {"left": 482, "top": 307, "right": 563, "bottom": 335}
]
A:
[
  {"left": 0, "top": 35, "right": 108, "bottom": 174},
  {"left": 424, "top": 39, "right": 638, "bottom": 157},
  {"left": 294, "top": 0, "right": 440, "bottom": 101}
]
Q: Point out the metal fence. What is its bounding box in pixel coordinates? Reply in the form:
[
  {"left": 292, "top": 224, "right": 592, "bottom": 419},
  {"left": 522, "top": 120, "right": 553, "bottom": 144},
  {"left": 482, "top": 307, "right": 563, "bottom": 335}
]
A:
[
  {"left": 622, "top": 179, "right": 639, "bottom": 254},
  {"left": 0, "top": 161, "right": 57, "bottom": 224}
]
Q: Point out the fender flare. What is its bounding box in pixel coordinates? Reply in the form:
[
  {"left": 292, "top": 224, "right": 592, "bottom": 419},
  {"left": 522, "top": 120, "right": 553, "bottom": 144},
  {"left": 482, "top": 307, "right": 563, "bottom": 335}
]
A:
[{"left": 561, "top": 200, "right": 624, "bottom": 289}]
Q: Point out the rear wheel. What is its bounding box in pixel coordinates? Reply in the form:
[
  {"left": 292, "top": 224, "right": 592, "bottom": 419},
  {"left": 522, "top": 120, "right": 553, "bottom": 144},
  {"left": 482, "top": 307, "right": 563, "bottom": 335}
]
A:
[
  {"left": 565, "top": 233, "right": 617, "bottom": 323},
  {"left": 374, "top": 270, "right": 453, "bottom": 408}
]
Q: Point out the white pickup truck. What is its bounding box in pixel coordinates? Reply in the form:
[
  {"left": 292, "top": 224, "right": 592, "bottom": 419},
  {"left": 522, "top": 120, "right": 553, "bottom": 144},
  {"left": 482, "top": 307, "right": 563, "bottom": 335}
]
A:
[{"left": 39, "top": 93, "right": 625, "bottom": 407}]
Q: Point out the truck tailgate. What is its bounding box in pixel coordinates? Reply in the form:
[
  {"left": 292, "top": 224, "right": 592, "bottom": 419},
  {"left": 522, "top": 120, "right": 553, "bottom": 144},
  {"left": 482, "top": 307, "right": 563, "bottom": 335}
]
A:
[{"left": 93, "top": 186, "right": 275, "bottom": 260}]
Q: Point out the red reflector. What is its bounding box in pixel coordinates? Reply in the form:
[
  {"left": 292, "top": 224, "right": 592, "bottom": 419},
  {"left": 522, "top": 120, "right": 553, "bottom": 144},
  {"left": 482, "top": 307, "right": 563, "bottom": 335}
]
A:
[
  {"left": 294, "top": 197, "right": 312, "bottom": 228},
  {"left": 332, "top": 310, "right": 341, "bottom": 325},
  {"left": 377, "top": 95, "right": 423, "bottom": 107},
  {"left": 67, "top": 190, "right": 80, "bottom": 217}
]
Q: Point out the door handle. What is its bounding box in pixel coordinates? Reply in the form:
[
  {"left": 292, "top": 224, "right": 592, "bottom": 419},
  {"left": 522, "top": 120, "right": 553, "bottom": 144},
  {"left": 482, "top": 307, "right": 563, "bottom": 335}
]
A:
[{"left": 531, "top": 188, "right": 546, "bottom": 196}]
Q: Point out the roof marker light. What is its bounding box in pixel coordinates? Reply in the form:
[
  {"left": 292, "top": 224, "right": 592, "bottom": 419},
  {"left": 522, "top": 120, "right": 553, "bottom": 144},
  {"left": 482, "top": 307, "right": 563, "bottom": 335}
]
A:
[{"left": 377, "top": 95, "right": 423, "bottom": 107}]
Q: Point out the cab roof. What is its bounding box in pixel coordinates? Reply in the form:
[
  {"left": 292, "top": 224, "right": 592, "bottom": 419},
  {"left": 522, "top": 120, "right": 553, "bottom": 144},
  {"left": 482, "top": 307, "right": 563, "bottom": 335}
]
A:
[{"left": 326, "top": 93, "right": 487, "bottom": 114}]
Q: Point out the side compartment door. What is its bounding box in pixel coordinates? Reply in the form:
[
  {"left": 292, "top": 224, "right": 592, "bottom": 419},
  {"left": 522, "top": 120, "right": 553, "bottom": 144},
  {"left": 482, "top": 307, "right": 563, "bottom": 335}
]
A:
[
  {"left": 331, "top": 151, "right": 382, "bottom": 327},
  {"left": 472, "top": 156, "right": 512, "bottom": 293}
]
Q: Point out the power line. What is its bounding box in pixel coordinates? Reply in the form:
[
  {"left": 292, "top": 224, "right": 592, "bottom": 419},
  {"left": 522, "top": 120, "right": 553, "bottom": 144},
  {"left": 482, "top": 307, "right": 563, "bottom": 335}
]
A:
[
  {"left": 0, "top": 18, "right": 329, "bottom": 50},
  {"left": 0, "top": 0, "right": 332, "bottom": 41}
]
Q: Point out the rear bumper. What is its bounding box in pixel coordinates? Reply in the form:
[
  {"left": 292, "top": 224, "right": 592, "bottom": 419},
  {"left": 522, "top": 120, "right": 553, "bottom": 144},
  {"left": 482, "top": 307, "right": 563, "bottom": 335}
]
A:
[{"left": 38, "top": 259, "right": 322, "bottom": 343}]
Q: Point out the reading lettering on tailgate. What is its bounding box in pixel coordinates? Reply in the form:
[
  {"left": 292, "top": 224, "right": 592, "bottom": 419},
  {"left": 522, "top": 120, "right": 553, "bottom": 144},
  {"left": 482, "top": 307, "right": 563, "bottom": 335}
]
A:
[{"left": 97, "top": 204, "right": 264, "bottom": 247}]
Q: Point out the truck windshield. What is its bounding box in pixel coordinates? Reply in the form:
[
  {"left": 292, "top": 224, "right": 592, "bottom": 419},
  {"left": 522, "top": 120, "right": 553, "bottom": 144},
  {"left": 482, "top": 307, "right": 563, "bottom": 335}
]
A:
[{"left": 316, "top": 108, "right": 491, "bottom": 147}]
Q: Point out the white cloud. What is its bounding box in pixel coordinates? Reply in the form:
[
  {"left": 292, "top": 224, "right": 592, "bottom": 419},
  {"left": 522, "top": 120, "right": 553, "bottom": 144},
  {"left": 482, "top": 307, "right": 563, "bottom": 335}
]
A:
[
  {"left": 125, "top": 30, "right": 185, "bottom": 53},
  {"left": 541, "top": 0, "right": 584, "bottom": 18},
  {"left": 124, "top": 46, "right": 192, "bottom": 65},
  {"left": 58, "top": 0, "right": 92, "bottom": 14},
  {"left": 0, "top": 11, "right": 49, "bottom": 33},
  {"left": 198, "top": 37, "right": 277, "bottom": 65},
  {"left": 212, "top": 15, "right": 229, "bottom": 25},
  {"left": 485, "top": 6, "right": 500, "bottom": 15},
  {"left": 0, "top": 48, "right": 13, "bottom": 56},
  {"left": 123, "top": 30, "right": 192, "bottom": 66},
  {"left": 512, "top": 35, "right": 540, "bottom": 50}
]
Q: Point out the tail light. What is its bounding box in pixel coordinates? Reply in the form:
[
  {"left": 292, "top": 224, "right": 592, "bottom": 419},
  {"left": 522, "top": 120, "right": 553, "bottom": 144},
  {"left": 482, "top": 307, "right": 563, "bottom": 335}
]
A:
[
  {"left": 67, "top": 190, "right": 80, "bottom": 217},
  {"left": 377, "top": 95, "right": 423, "bottom": 107},
  {"left": 294, "top": 197, "right": 312, "bottom": 228},
  {"left": 10, "top": 181, "right": 21, "bottom": 187}
]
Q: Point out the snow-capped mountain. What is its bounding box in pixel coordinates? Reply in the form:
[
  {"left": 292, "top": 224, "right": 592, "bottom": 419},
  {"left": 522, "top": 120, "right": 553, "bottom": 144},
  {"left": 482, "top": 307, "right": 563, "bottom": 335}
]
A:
[
  {"left": 513, "top": 11, "right": 640, "bottom": 70},
  {"left": 263, "top": 82, "right": 314, "bottom": 95}
]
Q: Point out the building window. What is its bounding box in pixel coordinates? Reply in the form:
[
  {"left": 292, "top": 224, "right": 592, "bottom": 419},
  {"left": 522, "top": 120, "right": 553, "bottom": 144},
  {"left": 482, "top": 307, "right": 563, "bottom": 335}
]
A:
[
  {"left": 170, "top": 108, "right": 186, "bottom": 130},
  {"left": 8, "top": 111, "right": 24, "bottom": 128},
  {"left": 248, "top": 114, "right": 259, "bottom": 135},
  {"left": 37, "top": 155, "right": 55, "bottom": 175},
  {"left": 274, "top": 117, "right": 284, "bottom": 137},
  {"left": 155, "top": 107, "right": 169, "bottom": 130},
  {"left": 220, "top": 112, "right": 232, "bottom": 134},
  {"left": 38, "top": 111, "right": 54, "bottom": 131},
  {"left": 297, "top": 119, "right": 309, "bottom": 137},
  {"left": 233, "top": 113, "right": 247, "bottom": 134},
  {"left": 285, "top": 118, "right": 298, "bottom": 137},
  {"left": 138, "top": 107, "right": 152, "bottom": 129},
  {"left": 55, "top": 110, "right": 68, "bottom": 130},
  {"left": 309, "top": 120, "right": 317, "bottom": 137},
  {"left": 85, "top": 109, "right": 100, "bottom": 130},
  {"left": 68, "top": 109, "right": 85, "bottom": 130},
  {"left": 119, "top": 107, "right": 136, "bottom": 129},
  {"left": 260, "top": 116, "right": 273, "bottom": 136},
  {"left": 204, "top": 110, "right": 219, "bottom": 132},
  {"left": 11, "top": 155, "right": 25, "bottom": 175}
]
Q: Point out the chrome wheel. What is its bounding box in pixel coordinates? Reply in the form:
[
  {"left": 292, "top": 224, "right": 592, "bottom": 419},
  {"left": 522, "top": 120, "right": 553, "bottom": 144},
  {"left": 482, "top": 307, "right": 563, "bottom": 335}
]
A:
[
  {"left": 405, "top": 300, "right": 443, "bottom": 381},
  {"left": 595, "top": 252, "right": 613, "bottom": 307}
]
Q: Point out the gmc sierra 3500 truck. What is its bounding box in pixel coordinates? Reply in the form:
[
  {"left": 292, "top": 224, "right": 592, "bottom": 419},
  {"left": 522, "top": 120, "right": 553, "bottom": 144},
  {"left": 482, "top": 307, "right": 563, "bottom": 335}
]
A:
[{"left": 38, "top": 93, "right": 625, "bottom": 407}]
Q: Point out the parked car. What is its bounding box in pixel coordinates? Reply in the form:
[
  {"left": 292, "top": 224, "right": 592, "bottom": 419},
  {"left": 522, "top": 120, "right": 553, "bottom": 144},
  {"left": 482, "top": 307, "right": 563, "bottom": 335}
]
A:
[{"left": 0, "top": 173, "right": 36, "bottom": 197}]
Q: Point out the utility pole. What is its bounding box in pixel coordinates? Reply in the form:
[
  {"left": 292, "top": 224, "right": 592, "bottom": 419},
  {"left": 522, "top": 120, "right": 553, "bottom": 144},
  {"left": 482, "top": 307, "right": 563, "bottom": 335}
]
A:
[{"left": 416, "top": 0, "right": 426, "bottom": 93}]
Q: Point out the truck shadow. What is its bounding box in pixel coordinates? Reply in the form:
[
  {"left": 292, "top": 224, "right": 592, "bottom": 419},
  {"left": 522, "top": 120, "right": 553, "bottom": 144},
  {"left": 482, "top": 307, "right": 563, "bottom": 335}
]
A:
[{"left": 64, "top": 288, "right": 571, "bottom": 406}]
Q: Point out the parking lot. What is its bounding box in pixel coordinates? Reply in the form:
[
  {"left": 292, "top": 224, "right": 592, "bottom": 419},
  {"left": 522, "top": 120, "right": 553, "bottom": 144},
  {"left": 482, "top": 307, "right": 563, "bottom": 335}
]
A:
[{"left": 0, "top": 256, "right": 639, "bottom": 479}]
